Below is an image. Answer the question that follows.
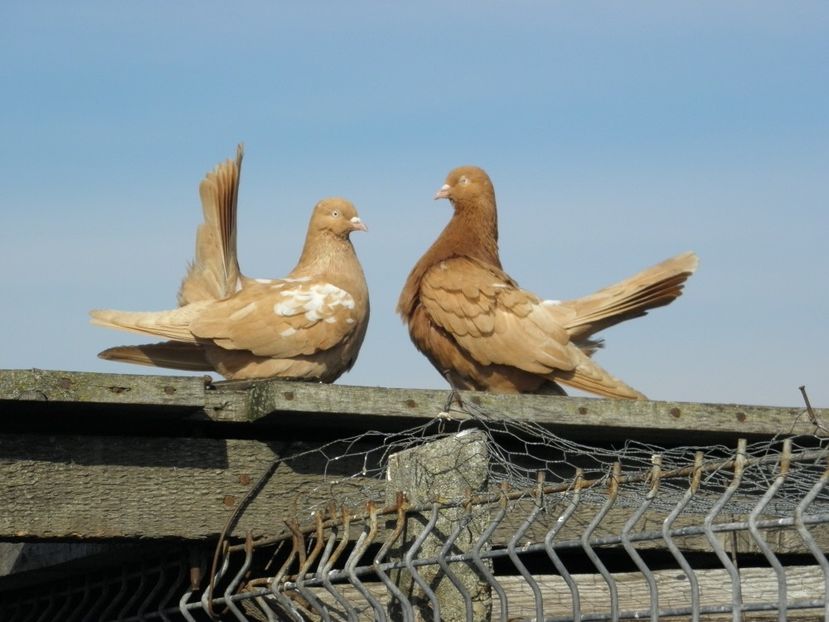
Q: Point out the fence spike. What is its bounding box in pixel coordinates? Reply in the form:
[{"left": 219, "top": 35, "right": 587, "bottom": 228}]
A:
[
  {"left": 582, "top": 462, "right": 622, "bottom": 622},
  {"left": 747, "top": 438, "right": 792, "bottom": 622}
]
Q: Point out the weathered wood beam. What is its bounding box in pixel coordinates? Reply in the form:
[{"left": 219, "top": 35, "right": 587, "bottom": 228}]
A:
[
  {"left": 1, "top": 369, "right": 823, "bottom": 441},
  {"left": 3, "top": 431, "right": 823, "bottom": 556},
  {"left": 242, "top": 378, "right": 823, "bottom": 441},
  {"left": 0, "top": 369, "right": 209, "bottom": 409},
  {"left": 2, "top": 369, "right": 825, "bottom": 550},
  {"left": 0, "top": 433, "right": 381, "bottom": 541},
  {"left": 309, "top": 566, "right": 826, "bottom": 621}
]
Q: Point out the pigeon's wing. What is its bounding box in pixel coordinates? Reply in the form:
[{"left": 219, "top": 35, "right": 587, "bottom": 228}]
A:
[
  {"left": 190, "top": 279, "right": 364, "bottom": 358},
  {"left": 419, "top": 257, "right": 577, "bottom": 374},
  {"left": 178, "top": 144, "right": 244, "bottom": 305}
]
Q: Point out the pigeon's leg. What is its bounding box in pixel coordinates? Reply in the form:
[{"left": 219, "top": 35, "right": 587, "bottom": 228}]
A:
[{"left": 441, "top": 370, "right": 466, "bottom": 411}]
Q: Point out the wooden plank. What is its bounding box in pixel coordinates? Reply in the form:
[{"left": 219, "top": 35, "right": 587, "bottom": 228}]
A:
[
  {"left": 4, "top": 428, "right": 819, "bottom": 554},
  {"left": 308, "top": 566, "right": 825, "bottom": 621},
  {"left": 1, "top": 369, "right": 824, "bottom": 548},
  {"left": 0, "top": 369, "right": 210, "bottom": 408},
  {"left": 242, "top": 378, "right": 825, "bottom": 440},
  {"left": 500, "top": 566, "right": 825, "bottom": 621},
  {"left": 2, "top": 369, "right": 824, "bottom": 441},
  {"left": 0, "top": 433, "right": 382, "bottom": 540}
]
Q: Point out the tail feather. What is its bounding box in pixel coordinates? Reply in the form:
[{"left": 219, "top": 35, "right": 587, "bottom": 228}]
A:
[
  {"left": 558, "top": 251, "right": 698, "bottom": 340},
  {"left": 89, "top": 305, "right": 206, "bottom": 343},
  {"left": 178, "top": 144, "right": 244, "bottom": 306},
  {"left": 553, "top": 352, "right": 646, "bottom": 400},
  {"left": 98, "top": 341, "right": 212, "bottom": 371}
]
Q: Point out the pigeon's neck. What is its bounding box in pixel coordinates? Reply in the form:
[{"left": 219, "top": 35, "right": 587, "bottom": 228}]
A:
[
  {"left": 440, "top": 197, "right": 501, "bottom": 266},
  {"left": 293, "top": 234, "right": 365, "bottom": 289},
  {"left": 397, "top": 196, "right": 501, "bottom": 318}
]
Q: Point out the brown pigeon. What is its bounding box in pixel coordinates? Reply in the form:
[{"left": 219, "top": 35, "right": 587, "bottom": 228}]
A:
[
  {"left": 91, "top": 145, "right": 370, "bottom": 382},
  {"left": 397, "top": 165, "right": 698, "bottom": 399}
]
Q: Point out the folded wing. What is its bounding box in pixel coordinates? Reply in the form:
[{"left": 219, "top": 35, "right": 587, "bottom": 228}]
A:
[
  {"left": 191, "top": 279, "right": 363, "bottom": 358},
  {"left": 419, "top": 257, "right": 578, "bottom": 374}
]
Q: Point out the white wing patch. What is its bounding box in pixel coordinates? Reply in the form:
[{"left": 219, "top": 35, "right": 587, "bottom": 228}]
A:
[
  {"left": 272, "top": 283, "right": 355, "bottom": 323},
  {"left": 542, "top": 299, "right": 562, "bottom": 306},
  {"left": 273, "top": 301, "right": 298, "bottom": 316}
]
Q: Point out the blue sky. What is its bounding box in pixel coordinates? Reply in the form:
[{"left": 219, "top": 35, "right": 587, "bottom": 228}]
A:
[{"left": 1, "top": 2, "right": 827, "bottom": 408}]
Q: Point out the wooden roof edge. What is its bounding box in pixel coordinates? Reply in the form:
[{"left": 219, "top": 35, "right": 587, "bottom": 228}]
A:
[{"left": 0, "top": 368, "right": 824, "bottom": 439}]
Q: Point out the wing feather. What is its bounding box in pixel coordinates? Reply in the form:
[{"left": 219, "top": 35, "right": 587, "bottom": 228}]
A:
[
  {"left": 191, "top": 280, "right": 362, "bottom": 358},
  {"left": 419, "top": 257, "right": 576, "bottom": 373}
]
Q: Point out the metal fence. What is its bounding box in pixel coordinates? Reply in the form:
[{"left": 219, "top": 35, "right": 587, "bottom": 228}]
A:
[{"left": 3, "top": 431, "right": 829, "bottom": 621}]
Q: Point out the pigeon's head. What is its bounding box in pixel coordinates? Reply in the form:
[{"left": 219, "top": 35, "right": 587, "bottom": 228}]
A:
[
  {"left": 311, "top": 197, "right": 367, "bottom": 237},
  {"left": 434, "top": 166, "right": 494, "bottom": 208}
]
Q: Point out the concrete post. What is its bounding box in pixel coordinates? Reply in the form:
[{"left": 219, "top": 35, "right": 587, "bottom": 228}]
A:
[{"left": 386, "top": 429, "right": 492, "bottom": 621}]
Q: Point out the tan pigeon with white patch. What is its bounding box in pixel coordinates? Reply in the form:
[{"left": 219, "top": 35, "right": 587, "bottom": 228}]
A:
[
  {"left": 91, "top": 145, "right": 370, "bottom": 381},
  {"left": 398, "top": 165, "right": 698, "bottom": 399}
]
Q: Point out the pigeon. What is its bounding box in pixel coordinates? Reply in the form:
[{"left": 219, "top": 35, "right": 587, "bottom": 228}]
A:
[
  {"left": 397, "top": 165, "right": 698, "bottom": 399},
  {"left": 91, "top": 145, "right": 370, "bottom": 382}
]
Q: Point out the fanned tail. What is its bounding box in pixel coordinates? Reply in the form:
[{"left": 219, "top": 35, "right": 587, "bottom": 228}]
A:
[
  {"left": 98, "top": 341, "right": 212, "bottom": 371},
  {"left": 178, "top": 144, "right": 244, "bottom": 305},
  {"left": 558, "top": 251, "right": 698, "bottom": 341}
]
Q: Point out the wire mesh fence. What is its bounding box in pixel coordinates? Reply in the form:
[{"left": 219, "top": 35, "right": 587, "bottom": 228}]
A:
[{"left": 2, "top": 399, "right": 828, "bottom": 621}]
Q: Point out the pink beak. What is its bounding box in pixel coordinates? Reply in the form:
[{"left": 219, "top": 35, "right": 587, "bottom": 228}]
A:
[
  {"left": 350, "top": 217, "right": 368, "bottom": 232},
  {"left": 434, "top": 184, "right": 450, "bottom": 200}
]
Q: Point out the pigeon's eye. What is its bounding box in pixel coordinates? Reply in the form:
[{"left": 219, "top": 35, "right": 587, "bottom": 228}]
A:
[
  {"left": 332, "top": 210, "right": 340, "bottom": 217},
  {"left": 459, "top": 176, "right": 469, "bottom": 185}
]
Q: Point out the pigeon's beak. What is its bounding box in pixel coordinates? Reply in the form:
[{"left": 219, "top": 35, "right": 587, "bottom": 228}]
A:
[
  {"left": 434, "top": 184, "right": 450, "bottom": 200},
  {"left": 350, "top": 216, "right": 368, "bottom": 232}
]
